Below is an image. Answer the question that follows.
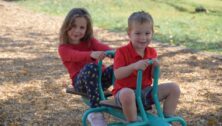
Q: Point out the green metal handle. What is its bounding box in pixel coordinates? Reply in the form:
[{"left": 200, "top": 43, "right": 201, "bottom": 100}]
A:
[
  {"left": 136, "top": 60, "right": 154, "bottom": 121},
  {"left": 105, "top": 50, "right": 115, "bottom": 56},
  {"left": 152, "top": 66, "right": 164, "bottom": 118},
  {"left": 136, "top": 60, "right": 153, "bottom": 96},
  {"left": 136, "top": 60, "right": 164, "bottom": 120},
  {"left": 98, "top": 50, "right": 115, "bottom": 100}
]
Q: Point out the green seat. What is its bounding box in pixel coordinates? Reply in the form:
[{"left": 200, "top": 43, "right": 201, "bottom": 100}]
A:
[{"left": 66, "top": 87, "right": 112, "bottom": 98}]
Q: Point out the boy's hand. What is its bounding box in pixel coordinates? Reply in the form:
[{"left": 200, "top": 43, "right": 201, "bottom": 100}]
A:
[
  {"left": 132, "top": 59, "right": 149, "bottom": 71},
  {"left": 90, "top": 51, "right": 106, "bottom": 60}
]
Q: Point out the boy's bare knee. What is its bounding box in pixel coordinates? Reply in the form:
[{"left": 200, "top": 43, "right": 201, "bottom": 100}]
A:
[
  {"left": 120, "top": 88, "right": 135, "bottom": 105},
  {"left": 170, "top": 83, "right": 181, "bottom": 96}
]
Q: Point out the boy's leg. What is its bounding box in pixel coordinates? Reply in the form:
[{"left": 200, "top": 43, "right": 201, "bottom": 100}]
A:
[
  {"left": 158, "top": 83, "right": 181, "bottom": 116},
  {"left": 142, "top": 87, "right": 153, "bottom": 110},
  {"left": 116, "top": 88, "right": 137, "bottom": 122}
]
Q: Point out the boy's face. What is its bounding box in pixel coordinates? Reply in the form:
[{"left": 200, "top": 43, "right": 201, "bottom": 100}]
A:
[
  {"left": 68, "top": 17, "right": 87, "bottom": 44},
  {"left": 128, "top": 22, "right": 153, "bottom": 50}
]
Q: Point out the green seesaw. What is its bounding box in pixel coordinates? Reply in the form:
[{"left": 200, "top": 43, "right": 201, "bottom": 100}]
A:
[{"left": 67, "top": 50, "right": 187, "bottom": 126}]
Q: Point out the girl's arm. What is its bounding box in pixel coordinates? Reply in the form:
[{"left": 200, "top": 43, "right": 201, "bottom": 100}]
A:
[
  {"left": 91, "top": 38, "right": 115, "bottom": 59},
  {"left": 58, "top": 45, "right": 93, "bottom": 62},
  {"left": 90, "top": 51, "right": 106, "bottom": 60},
  {"left": 91, "top": 38, "right": 113, "bottom": 51}
]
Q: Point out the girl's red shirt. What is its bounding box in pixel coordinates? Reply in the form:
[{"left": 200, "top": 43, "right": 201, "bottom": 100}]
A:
[{"left": 58, "top": 38, "right": 112, "bottom": 84}]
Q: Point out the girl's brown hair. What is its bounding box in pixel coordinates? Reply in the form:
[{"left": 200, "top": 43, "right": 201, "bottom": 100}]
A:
[
  {"left": 128, "top": 11, "right": 154, "bottom": 33},
  {"left": 59, "top": 8, "right": 93, "bottom": 44}
]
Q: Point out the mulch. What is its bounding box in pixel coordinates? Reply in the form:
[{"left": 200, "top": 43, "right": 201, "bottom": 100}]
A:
[{"left": 0, "top": 1, "right": 221, "bottom": 126}]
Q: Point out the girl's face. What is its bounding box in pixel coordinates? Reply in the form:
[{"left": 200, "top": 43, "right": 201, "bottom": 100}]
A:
[
  {"left": 128, "top": 22, "right": 153, "bottom": 51},
  {"left": 68, "top": 17, "right": 87, "bottom": 44}
]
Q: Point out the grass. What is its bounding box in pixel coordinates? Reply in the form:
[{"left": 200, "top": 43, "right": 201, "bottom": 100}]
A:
[{"left": 16, "top": 0, "right": 222, "bottom": 54}]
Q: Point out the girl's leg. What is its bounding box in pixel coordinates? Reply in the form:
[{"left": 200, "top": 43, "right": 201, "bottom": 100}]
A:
[
  {"left": 101, "top": 65, "right": 113, "bottom": 90},
  {"left": 74, "top": 63, "right": 100, "bottom": 108},
  {"left": 158, "top": 83, "right": 181, "bottom": 116},
  {"left": 118, "top": 88, "right": 137, "bottom": 122}
]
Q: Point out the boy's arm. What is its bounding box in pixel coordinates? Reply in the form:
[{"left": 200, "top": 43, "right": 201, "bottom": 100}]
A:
[
  {"left": 114, "top": 63, "right": 135, "bottom": 80},
  {"left": 115, "top": 60, "right": 149, "bottom": 80}
]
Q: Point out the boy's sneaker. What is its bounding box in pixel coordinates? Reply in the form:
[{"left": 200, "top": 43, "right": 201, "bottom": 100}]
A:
[{"left": 87, "top": 112, "right": 107, "bottom": 126}]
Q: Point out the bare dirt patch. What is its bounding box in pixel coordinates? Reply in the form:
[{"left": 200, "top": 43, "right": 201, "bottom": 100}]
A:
[{"left": 0, "top": 1, "right": 221, "bottom": 126}]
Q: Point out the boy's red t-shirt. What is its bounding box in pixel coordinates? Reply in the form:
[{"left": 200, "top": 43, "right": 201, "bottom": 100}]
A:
[
  {"left": 112, "top": 42, "right": 157, "bottom": 95},
  {"left": 58, "top": 38, "right": 111, "bottom": 84}
]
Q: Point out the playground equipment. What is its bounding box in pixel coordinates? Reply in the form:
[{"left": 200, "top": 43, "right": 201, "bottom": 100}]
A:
[{"left": 66, "top": 50, "right": 187, "bottom": 126}]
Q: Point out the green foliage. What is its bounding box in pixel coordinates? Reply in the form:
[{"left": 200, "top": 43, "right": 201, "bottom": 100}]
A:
[{"left": 17, "top": 0, "right": 222, "bottom": 53}]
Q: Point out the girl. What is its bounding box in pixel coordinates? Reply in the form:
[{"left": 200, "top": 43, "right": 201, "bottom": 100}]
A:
[{"left": 58, "top": 8, "right": 113, "bottom": 126}]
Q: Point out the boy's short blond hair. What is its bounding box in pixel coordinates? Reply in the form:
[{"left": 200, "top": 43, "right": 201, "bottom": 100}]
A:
[{"left": 128, "top": 11, "right": 154, "bottom": 32}]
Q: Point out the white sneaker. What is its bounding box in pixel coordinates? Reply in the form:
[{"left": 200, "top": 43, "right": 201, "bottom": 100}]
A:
[{"left": 87, "top": 112, "right": 107, "bottom": 126}]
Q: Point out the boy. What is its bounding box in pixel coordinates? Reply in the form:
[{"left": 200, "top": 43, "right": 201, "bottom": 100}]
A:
[{"left": 112, "top": 11, "right": 181, "bottom": 123}]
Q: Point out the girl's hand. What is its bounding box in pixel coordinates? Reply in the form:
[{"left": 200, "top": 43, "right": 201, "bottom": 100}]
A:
[
  {"left": 90, "top": 51, "right": 106, "bottom": 60},
  {"left": 132, "top": 59, "right": 149, "bottom": 71},
  {"left": 106, "top": 50, "right": 116, "bottom": 58},
  {"left": 152, "top": 58, "right": 159, "bottom": 66}
]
